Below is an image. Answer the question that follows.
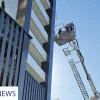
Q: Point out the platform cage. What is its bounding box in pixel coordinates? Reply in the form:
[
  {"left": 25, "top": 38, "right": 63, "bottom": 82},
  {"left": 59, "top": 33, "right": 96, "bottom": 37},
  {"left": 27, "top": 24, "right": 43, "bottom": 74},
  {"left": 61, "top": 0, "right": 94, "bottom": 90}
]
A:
[{"left": 54, "top": 23, "right": 76, "bottom": 46}]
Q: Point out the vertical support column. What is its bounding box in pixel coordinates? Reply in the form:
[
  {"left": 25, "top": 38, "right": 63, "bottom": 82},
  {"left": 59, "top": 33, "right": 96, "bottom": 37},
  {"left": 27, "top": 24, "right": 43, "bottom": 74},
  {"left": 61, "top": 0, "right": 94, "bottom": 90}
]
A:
[
  {"left": 25, "top": 72, "right": 30, "bottom": 100},
  {"left": 22, "top": 72, "right": 27, "bottom": 100},
  {"left": 30, "top": 77, "right": 34, "bottom": 100},
  {"left": 18, "top": 33, "right": 30, "bottom": 100},
  {"left": 16, "top": 0, "right": 32, "bottom": 33},
  {"left": 44, "top": 0, "right": 56, "bottom": 100},
  {"left": 35, "top": 81, "right": 38, "bottom": 100},
  {"left": 33, "top": 79, "right": 37, "bottom": 100},
  {"left": 23, "top": 0, "right": 32, "bottom": 32},
  {"left": 28, "top": 75, "right": 32, "bottom": 100}
]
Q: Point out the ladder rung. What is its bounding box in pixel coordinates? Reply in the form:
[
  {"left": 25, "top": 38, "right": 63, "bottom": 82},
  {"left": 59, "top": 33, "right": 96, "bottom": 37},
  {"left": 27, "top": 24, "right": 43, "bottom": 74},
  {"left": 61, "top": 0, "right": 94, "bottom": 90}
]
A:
[
  {"left": 79, "top": 83, "right": 84, "bottom": 85},
  {"left": 68, "top": 59, "right": 89, "bottom": 100}
]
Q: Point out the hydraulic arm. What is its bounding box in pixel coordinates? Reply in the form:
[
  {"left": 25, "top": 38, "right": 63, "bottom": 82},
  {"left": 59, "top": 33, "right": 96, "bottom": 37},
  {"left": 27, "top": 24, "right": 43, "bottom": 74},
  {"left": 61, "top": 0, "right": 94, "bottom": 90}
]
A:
[
  {"left": 54, "top": 23, "right": 100, "bottom": 100},
  {"left": 72, "top": 40, "right": 100, "bottom": 100}
]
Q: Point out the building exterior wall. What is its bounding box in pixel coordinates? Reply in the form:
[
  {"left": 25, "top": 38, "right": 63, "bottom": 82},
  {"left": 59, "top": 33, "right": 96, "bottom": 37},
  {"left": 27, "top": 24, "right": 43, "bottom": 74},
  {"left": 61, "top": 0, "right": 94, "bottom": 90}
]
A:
[{"left": 0, "top": 0, "right": 56, "bottom": 100}]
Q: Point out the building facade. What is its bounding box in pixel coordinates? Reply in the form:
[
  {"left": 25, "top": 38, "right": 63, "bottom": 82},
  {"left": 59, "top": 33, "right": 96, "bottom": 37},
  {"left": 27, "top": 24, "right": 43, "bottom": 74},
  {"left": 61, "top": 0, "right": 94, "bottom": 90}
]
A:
[{"left": 0, "top": 0, "right": 56, "bottom": 100}]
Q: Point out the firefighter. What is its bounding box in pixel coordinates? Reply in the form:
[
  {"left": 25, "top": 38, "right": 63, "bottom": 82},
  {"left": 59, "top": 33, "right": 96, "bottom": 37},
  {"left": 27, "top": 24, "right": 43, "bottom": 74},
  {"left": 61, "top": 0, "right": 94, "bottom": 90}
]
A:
[
  {"left": 65, "top": 25, "right": 69, "bottom": 32},
  {"left": 71, "top": 23, "right": 75, "bottom": 31},
  {"left": 58, "top": 28, "right": 62, "bottom": 34},
  {"left": 56, "top": 28, "right": 62, "bottom": 39}
]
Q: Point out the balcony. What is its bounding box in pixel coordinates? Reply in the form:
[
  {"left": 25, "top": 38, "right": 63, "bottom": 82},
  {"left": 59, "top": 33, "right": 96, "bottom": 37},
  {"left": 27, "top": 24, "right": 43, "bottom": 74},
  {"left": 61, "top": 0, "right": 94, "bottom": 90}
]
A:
[
  {"left": 0, "top": 8, "right": 32, "bottom": 86},
  {"left": 29, "top": 30, "right": 47, "bottom": 65},
  {"left": 22, "top": 71, "right": 45, "bottom": 100},
  {"left": 40, "top": 0, "right": 51, "bottom": 9},
  {"left": 26, "top": 54, "right": 46, "bottom": 83},
  {"left": 30, "top": 10, "right": 48, "bottom": 44},
  {"left": 32, "top": 0, "right": 49, "bottom": 26}
]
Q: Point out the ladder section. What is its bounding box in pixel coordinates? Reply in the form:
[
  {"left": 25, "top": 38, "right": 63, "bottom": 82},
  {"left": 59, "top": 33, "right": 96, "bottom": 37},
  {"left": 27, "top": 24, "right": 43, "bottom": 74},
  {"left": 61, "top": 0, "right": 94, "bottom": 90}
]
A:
[{"left": 69, "top": 59, "right": 89, "bottom": 100}]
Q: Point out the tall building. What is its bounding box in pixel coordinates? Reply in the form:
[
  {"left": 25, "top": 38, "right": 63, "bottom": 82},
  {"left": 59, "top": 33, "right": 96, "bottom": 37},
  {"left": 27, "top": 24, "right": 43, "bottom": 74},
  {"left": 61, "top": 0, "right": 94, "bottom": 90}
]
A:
[{"left": 0, "top": 0, "right": 56, "bottom": 100}]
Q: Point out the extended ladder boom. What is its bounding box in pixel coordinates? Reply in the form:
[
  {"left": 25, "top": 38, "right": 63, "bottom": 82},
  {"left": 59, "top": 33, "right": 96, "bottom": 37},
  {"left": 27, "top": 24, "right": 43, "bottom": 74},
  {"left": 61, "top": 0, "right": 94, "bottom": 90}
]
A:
[
  {"left": 54, "top": 23, "right": 100, "bottom": 100},
  {"left": 73, "top": 40, "right": 100, "bottom": 100},
  {"left": 69, "top": 59, "right": 89, "bottom": 100}
]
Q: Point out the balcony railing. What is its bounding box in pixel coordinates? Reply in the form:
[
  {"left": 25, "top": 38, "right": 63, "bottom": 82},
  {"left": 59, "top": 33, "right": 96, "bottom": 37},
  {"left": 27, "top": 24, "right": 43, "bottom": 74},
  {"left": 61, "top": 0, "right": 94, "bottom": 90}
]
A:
[
  {"left": 22, "top": 71, "right": 45, "bottom": 100},
  {"left": 0, "top": 8, "right": 31, "bottom": 86}
]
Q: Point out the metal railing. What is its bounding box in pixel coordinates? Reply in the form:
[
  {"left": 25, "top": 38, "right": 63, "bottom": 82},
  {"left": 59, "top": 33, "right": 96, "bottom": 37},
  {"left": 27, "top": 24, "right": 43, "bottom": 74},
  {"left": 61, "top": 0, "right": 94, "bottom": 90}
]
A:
[
  {"left": 22, "top": 71, "right": 45, "bottom": 100},
  {"left": 0, "top": 7, "right": 31, "bottom": 86}
]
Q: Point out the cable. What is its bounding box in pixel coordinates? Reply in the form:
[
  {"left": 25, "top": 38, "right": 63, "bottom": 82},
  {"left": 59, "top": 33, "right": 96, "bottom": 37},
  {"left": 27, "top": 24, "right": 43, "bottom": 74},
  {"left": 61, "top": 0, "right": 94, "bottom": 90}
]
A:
[
  {"left": 75, "top": 40, "right": 100, "bottom": 98},
  {"left": 54, "top": 23, "right": 64, "bottom": 34},
  {"left": 69, "top": 40, "right": 84, "bottom": 62},
  {"left": 75, "top": 39, "right": 84, "bottom": 62},
  {"left": 69, "top": 42, "right": 74, "bottom": 47},
  {"left": 54, "top": 27, "right": 64, "bottom": 34},
  {"left": 79, "top": 50, "right": 84, "bottom": 62},
  {"left": 76, "top": 39, "right": 79, "bottom": 49},
  {"left": 97, "top": 92, "right": 100, "bottom": 95},
  {"left": 55, "top": 23, "right": 64, "bottom": 28}
]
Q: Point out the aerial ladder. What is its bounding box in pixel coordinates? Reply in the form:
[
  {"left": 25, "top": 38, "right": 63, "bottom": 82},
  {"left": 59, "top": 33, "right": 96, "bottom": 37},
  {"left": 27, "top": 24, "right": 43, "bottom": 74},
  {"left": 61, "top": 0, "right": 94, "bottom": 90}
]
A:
[{"left": 54, "top": 23, "right": 100, "bottom": 100}]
